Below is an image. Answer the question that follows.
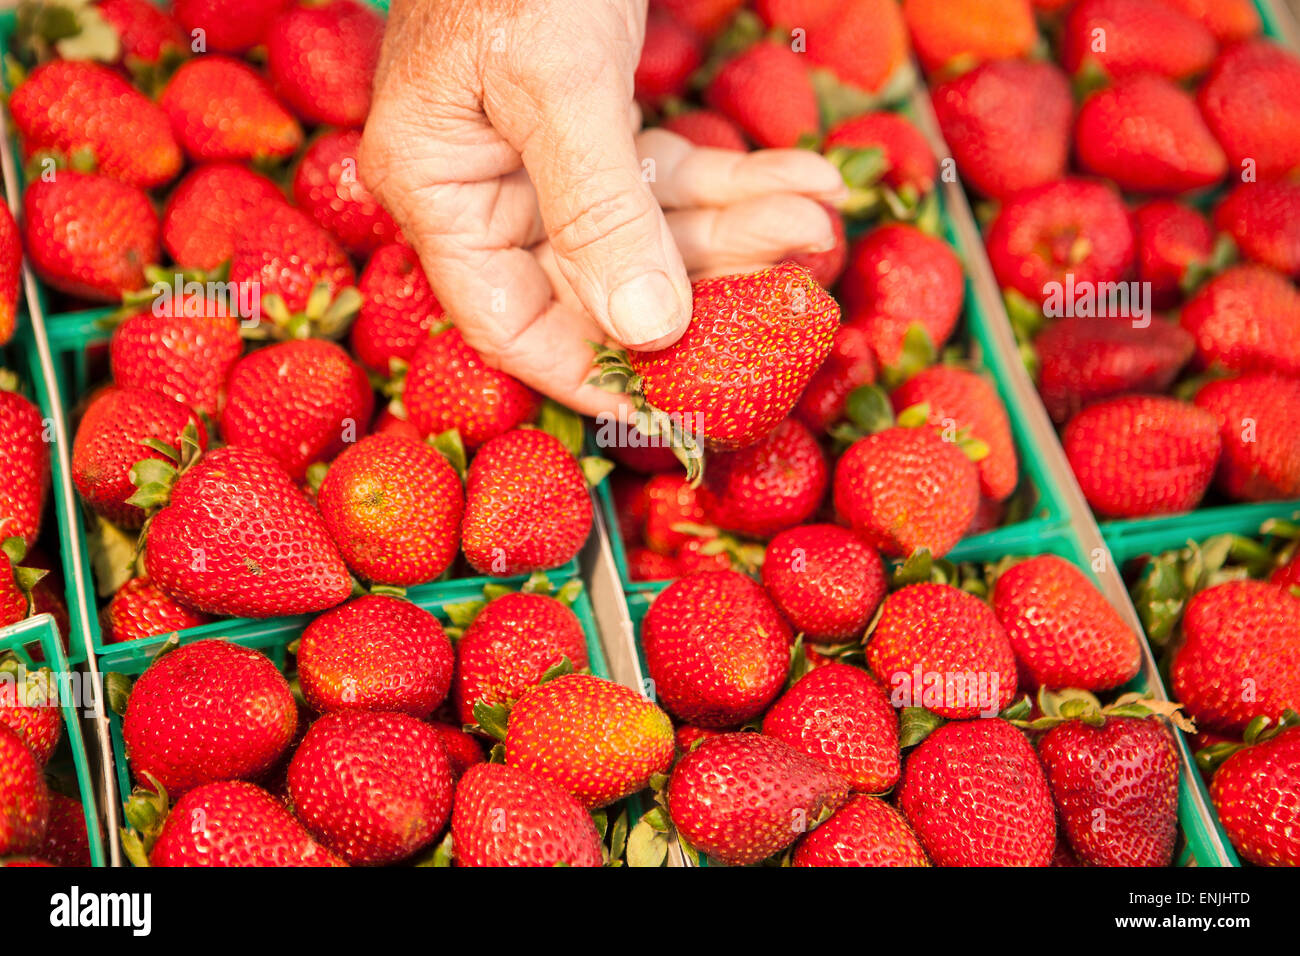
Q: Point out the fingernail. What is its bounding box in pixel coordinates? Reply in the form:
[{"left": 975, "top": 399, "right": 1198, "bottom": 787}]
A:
[{"left": 608, "top": 271, "right": 688, "bottom": 347}]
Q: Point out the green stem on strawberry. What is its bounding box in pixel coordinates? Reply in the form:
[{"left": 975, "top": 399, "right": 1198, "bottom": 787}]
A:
[
  {"left": 119, "top": 773, "right": 171, "bottom": 868},
  {"left": 1196, "top": 709, "right": 1300, "bottom": 775}
]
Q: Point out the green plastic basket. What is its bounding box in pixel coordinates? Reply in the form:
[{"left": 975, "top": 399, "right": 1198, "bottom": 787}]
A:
[
  {"left": 0, "top": 612, "right": 107, "bottom": 865},
  {"left": 628, "top": 525, "right": 1234, "bottom": 867}
]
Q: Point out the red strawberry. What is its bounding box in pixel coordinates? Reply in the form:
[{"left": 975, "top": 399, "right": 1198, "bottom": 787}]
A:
[
  {"left": 824, "top": 112, "right": 936, "bottom": 198},
  {"left": 221, "top": 339, "right": 373, "bottom": 481},
  {"left": 1180, "top": 265, "right": 1300, "bottom": 377},
  {"left": 1062, "top": 0, "right": 1217, "bottom": 81},
  {"left": 149, "top": 780, "right": 345, "bottom": 867},
  {"left": 762, "top": 524, "right": 886, "bottom": 642},
  {"left": 288, "top": 710, "right": 453, "bottom": 866},
  {"left": 635, "top": 10, "right": 703, "bottom": 107},
  {"left": 764, "top": 0, "right": 910, "bottom": 96},
  {"left": 461, "top": 429, "right": 593, "bottom": 577},
  {"left": 293, "top": 129, "right": 401, "bottom": 257},
  {"left": 604, "top": 427, "right": 681, "bottom": 474},
  {"left": 762, "top": 663, "right": 900, "bottom": 793},
  {"left": 397, "top": 326, "right": 540, "bottom": 449},
  {"left": 452, "top": 591, "right": 590, "bottom": 725},
  {"left": 160, "top": 55, "right": 303, "bottom": 162},
  {"left": 0, "top": 666, "right": 61, "bottom": 767},
  {"left": 504, "top": 674, "right": 675, "bottom": 809},
  {"left": 97, "top": 0, "right": 188, "bottom": 66},
  {"left": 788, "top": 203, "right": 848, "bottom": 291},
  {"left": 931, "top": 59, "right": 1073, "bottom": 201},
  {"left": 1039, "top": 716, "right": 1179, "bottom": 867},
  {"left": 793, "top": 320, "right": 877, "bottom": 433},
  {"left": 9, "top": 60, "right": 181, "bottom": 188},
  {"left": 899, "top": 718, "right": 1054, "bottom": 866},
  {"left": 674, "top": 724, "right": 722, "bottom": 753},
  {"left": 792, "top": 793, "right": 930, "bottom": 867},
  {"left": 668, "top": 732, "right": 849, "bottom": 865},
  {"left": 674, "top": 536, "right": 735, "bottom": 575},
  {"left": 993, "top": 555, "right": 1142, "bottom": 691},
  {"left": 0, "top": 206, "right": 18, "bottom": 346},
  {"left": 123, "top": 639, "right": 297, "bottom": 794},
  {"left": 451, "top": 762, "right": 603, "bottom": 867},
  {"left": 902, "top": 0, "right": 1037, "bottom": 74},
  {"left": 109, "top": 296, "right": 244, "bottom": 419},
  {"left": 230, "top": 204, "right": 356, "bottom": 323},
  {"left": 1194, "top": 373, "right": 1300, "bottom": 502},
  {"left": 101, "top": 577, "right": 210, "bottom": 644},
  {"left": 1063, "top": 395, "right": 1220, "bottom": 518},
  {"left": 161, "top": 163, "right": 288, "bottom": 271},
  {"left": 317, "top": 434, "right": 462, "bottom": 586},
  {"left": 72, "top": 386, "right": 208, "bottom": 529},
  {"left": 142, "top": 446, "right": 352, "bottom": 617},
  {"left": 696, "top": 418, "right": 827, "bottom": 539},
  {"left": 628, "top": 546, "right": 679, "bottom": 582},
  {"left": 350, "top": 245, "right": 444, "bottom": 376},
  {"left": 866, "top": 583, "right": 1018, "bottom": 719},
  {"left": 1133, "top": 200, "right": 1216, "bottom": 309},
  {"left": 642, "top": 473, "right": 705, "bottom": 555},
  {"left": 1199, "top": 40, "right": 1300, "bottom": 180},
  {"left": 1164, "top": 0, "right": 1261, "bottom": 42},
  {"left": 1074, "top": 74, "right": 1227, "bottom": 194},
  {"left": 172, "top": 0, "right": 292, "bottom": 53},
  {"left": 705, "top": 41, "right": 818, "bottom": 149},
  {"left": 642, "top": 570, "right": 791, "bottom": 727},
  {"left": 833, "top": 426, "right": 980, "bottom": 559},
  {"left": 1272, "top": 556, "right": 1300, "bottom": 594},
  {"left": 891, "top": 366, "right": 1018, "bottom": 503},
  {"left": 1171, "top": 580, "right": 1300, "bottom": 733},
  {"left": 38, "top": 793, "right": 90, "bottom": 868},
  {"left": 297, "top": 595, "right": 454, "bottom": 719},
  {"left": 266, "top": 0, "right": 383, "bottom": 128},
  {"left": 429, "top": 723, "right": 485, "bottom": 779},
  {"left": 23, "top": 172, "right": 160, "bottom": 302},
  {"left": 610, "top": 471, "right": 648, "bottom": 543},
  {"left": 0, "top": 386, "right": 50, "bottom": 549},
  {"left": 1213, "top": 179, "right": 1300, "bottom": 279},
  {"left": 0, "top": 723, "right": 49, "bottom": 856},
  {"left": 660, "top": 110, "right": 747, "bottom": 151},
  {"left": 1210, "top": 725, "right": 1300, "bottom": 867}
]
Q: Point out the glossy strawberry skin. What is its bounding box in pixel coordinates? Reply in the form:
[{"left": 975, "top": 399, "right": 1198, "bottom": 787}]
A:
[
  {"left": 39, "top": 793, "right": 91, "bottom": 868},
  {"left": 123, "top": 639, "right": 297, "bottom": 795},
  {"left": 1039, "top": 717, "right": 1179, "bottom": 867},
  {"left": 0, "top": 723, "right": 49, "bottom": 857},
  {"left": 643, "top": 570, "right": 792, "bottom": 727},
  {"left": 761, "top": 524, "right": 886, "bottom": 642},
  {"left": 151, "top": 780, "right": 346, "bottom": 867},
  {"left": 505, "top": 674, "right": 675, "bottom": 809},
  {"left": 1171, "top": 580, "right": 1300, "bottom": 733},
  {"left": 230, "top": 204, "right": 355, "bottom": 317},
  {"left": 762, "top": 663, "right": 900, "bottom": 793},
  {"left": 1134, "top": 200, "right": 1215, "bottom": 309},
  {"left": 793, "top": 320, "right": 878, "bottom": 434},
  {"left": 704, "top": 41, "right": 818, "bottom": 149},
  {"left": 162, "top": 163, "right": 288, "bottom": 271},
  {"left": 1180, "top": 265, "right": 1300, "bottom": 377},
  {"left": 1063, "top": 395, "right": 1220, "bottom": 518},
  {"left": 1199, "top": 40, "right": 1300, "bottom": 180},
  {"left": 642, "top": 473, "right": 705, "bottom": 555},
  {"left": 898, "top": 718, "right": 1055, "bottom": 867},
  {"left": 451, "top": 762, "right": 603, "bottom": 867},
  {"left": 102, "top": 577, "right": 210, "bottom": 644},
  {"left": 350, "top": 245, "right": 444, "bottom": 376},
  {"left": 0, "top": 389, "right": 50, "bottom": 549},
  {"left": 172, "top": 0, "right": 292, "bottom": 53},
  {"left": 902, "top": 0, "right": 1037, "bottom": 74},
  {"left": 792, "top": 794, "right": 930, "bottom": 867},
  {"left": 461, "top": 429, "right": 592, "bottom": 576},
  {"left": 629, "top": 263, "right": 838, "bottom": 451},
  {"left": 288, "top": 710, "right": 453, "bottom": 866},
  {"left": 143, "top": 446, "right": 353, "bottom": 618},
  {"left": 293, "top": 128, "right": 400, "bottom": 257},
  {"left": 1213, "top": 180, "right": 1300, "bottom": 280},
  {"left": 160, "top": 56, "right": 303, "bottom": 162},
  {"left": 1062, "top": 0, "right": 1217, "bottom": 81},
  {"left": 0, "top": 669, "right": 62, "bottom": 766},
  {"left": 660, "top": 110, "right": 747, "bottom": 151},
  {"left": 824, "top": 112, "right": 936, "bottom": 196},
  {"left": 296, "top": 596, "right": 454, "bottom": 719},
  {"left": 266, "top": 0, "right": 383, "bottom": 128},
  {"left": 1194, "top": 373, "right": 1300, "bottom": 502},
  {"left": 429, "top": 723, "right": 486, "bottom": 779},
  {"left": 1210, "top": 726, "right": 1300, "bottom": 867},
  {"left": 667, "top": 733, "right": 850, "bottom": 866}
]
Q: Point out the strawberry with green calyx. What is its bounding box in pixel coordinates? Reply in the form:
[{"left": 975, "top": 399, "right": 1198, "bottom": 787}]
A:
[
  {"left": 1212, "top": 179, "right": 1300, "bottom": 280},
  {"left": 793, "top": 794, "right": 930, "bottom": 867},
  {"left": 794, "top": 317, "right": 878, "bottom": 435},
  {"left": 673, "top": 526, "right": 765, "bottom": 577},
  {"left": 0, "top": 655, "right": 62, "bottom": 767},
  {"left": 1, "top": 537, "right": 49, "bottom": 629},
  {"left": 823, "top": 112, "right": 935, "bottom": 222},
  {"left": 641, "top": 472, "right": 706, "bottom": 555},
  {"left": 0, "top": 722, "right": 50, "bottom": 857},
  {"left": 1202, "top": 711, "right": 1300, "bottom": 867},
  {"left": 591, "top": 263, "right": 839, "bottom": 480},
  {"left": 161, "top": 163, "right": 289, "bottom": 273}
]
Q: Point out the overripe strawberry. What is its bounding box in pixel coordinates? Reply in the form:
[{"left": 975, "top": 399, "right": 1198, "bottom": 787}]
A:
[
  {"left": 429, "top": 723, "right": 485, "bottom": 779},
  {"left": 1213, "top": 179, "right": 1300, "bottom": 279},
  {"left": 1194, "top": 373, "right": 1300, "bottom": 501},
  {"left": 160, "top": 55, "right": 303, "bottom": 162},
  {"left": 1164, "top": 0, "right": 1261, "bottom": 42},
  {"left": 229, "top": 204, "right": 356, "bottom": 323},
  {"left": 101, "top": 577, "right": 210, "bottom": 644},
  {"left": 161, "top": 163, "right": 288, "bottom": 271},
  {"left": 350, "top": 245, "right": 444, "bottom": 376},
  {"left": 667, "top": 732, "right": 849, "bottom": 866},
  {"left": 1062, "top": 0, "right": 1217, "bottom": 81},
  {"left": 1199, "top": 40, "right": 1300, "bottom": 180},
  {"left": 123, "top": 639, "right": 297, "bottom": 794},
  {"left": 898, "top": 718, "right": 1054, "bottom": 866},
  {"left": 221, "top": 339, "right": 373, "bottom": 481},
  {"left": 1180, "top": 265, "right": 1300, "bottom": 376},
  {"left": 23, "top": 172, "right": 160, "bottom": 302},
  {"left": 142, "top": 446, "right": 352, "bottom": 617},
  {"left": 1210, "top": 725, "right": 1300, "bottom": 866},
  {"left": 762, "top": 663, "right": 899, "bottom": 793},
  {"left": 461, "top": 429, "right": 593, "bottom": 576},
  {"left": 1171, "top": 580, "right": 1300, "bottom": 732},
  {"left": 866, "top": 583, "right": 1018, "bottom": 719},
  {"left": 266, "top": 0, "right": 383, "bottom": 128},
  {"left": 38, "top": 793, "right": 90, "bottom": 868},
  {"left": 0, "top": 666, "right": 61, "bottom": 766},
  {"left": 642, "top": 570, "right": 791, "bottom": 727},
  {"left": 824, "top": 112, "right": 936, "bottom": 198},
  {"left": 293, "top": 129, "right": 400, "bottom": 257},
  {"left": 635, "top": 10, "right": 702, "bottom": 107},
  {"left": 0, "top": 203, "right": 21, "bottom": 347},
  {"left": 452, "top": 591, "right": 590, "bottom": 725},
  {"left": 704, "top": 41, "right": 819, "bottom": 149},
  {"left": 288, "top": 710, "right": 453, "bottom": 866},
  {"left": 660, "top": 110, "right": 747, "bottom": 150},
  {"left": 762, "top": 524, "right": 886, "bottom": 642},
  {"left": 902, "top": 0, "right": 1037, "bottom": 74},
  {"left": 1133, "top": 200, "right": 1216, "bottom": 309},
  {"left": 97, "top": 0, "right": 188, "bottom": 66},
  {"left": 0, "top": 723, "right": 49, "bottom": 856},
  {"left": 504, "top": 674, "right": 674, "bottom": 809},
  {"left": 397, "top": 326, "right": 539, "bottom": 448},
  {"left": 450, "top": 762, "right": 603, "bottom": 867},
  {"left": 793, "top": 320, "right": 877, "bottom": 433},
  {"left": 172, "top": 0, "right": 292, "bottom": 53},
  {"left": 833, "top": 426, "right": 980, "bottom": 558},
  {"left": 985, "top": 178, "right": 1135, "bottom": 306},
  {"left": 993, "top": 555, "right": 1142, "bottom": 691},
  {"left": 9, "top": 60, "right": 181, "bottom": 188},
  {"left": 1063, "top": 394, "right": 1220, "bottom": 518},
  {"left": 792, "top": 794, "right": 930, "bottom": 867},
  {"left": 931, "top": 59, "right": 1073, "bottom": 200},
  {"left": 0, "top": 385, "right": 50, "bottom": 549}
]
